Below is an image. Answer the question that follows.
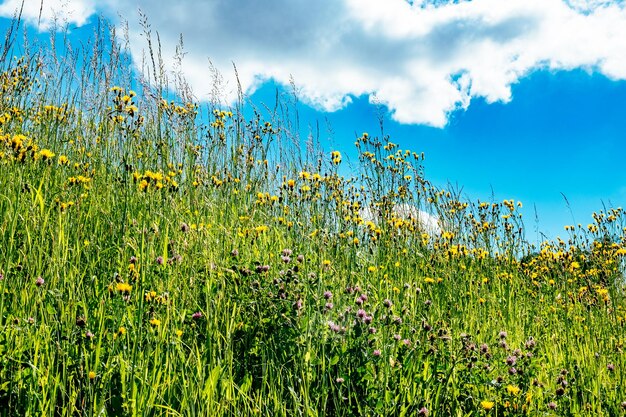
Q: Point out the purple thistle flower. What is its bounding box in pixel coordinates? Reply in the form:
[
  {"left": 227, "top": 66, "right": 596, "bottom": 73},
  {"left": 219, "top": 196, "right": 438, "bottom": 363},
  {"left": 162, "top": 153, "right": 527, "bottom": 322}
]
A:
[
  {"left": 506, "top": 356, "right": 517, "bottom": 366},
  {"left": 192, "top": 311, "right": 203, "bottom": 320},
  {"left": 373, "top": 349, "right": 381, "bottom": 357},
  {"left": 323, "top": 291, "right": 333, "bottom": 300},
  {"left": 156, "top": 256, "right": 164, "bottom": 265},
  {"left": 35, "top": 276, "right": 44, "bottom": 287}
]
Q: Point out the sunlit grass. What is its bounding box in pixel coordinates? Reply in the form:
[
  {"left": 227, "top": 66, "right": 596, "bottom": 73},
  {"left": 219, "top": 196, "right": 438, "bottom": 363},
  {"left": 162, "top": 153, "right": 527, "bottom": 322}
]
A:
[{"left": 0, "top": 17, "right": 624, "bottom": 417}]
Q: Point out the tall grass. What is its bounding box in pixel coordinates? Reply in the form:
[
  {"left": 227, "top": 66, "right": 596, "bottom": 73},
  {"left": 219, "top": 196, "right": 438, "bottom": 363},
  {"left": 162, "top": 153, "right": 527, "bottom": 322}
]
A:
[{"left": 0, "top": 16, "right": 624, "bottom": 417}]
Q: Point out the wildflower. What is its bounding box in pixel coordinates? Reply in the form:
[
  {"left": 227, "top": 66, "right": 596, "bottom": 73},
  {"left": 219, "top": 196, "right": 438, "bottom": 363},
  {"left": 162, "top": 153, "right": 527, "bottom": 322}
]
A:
[
  {"left": 383, "top": 299, "right": 393, "bottom": 308},
  {"left": 176, "top": 329, "right": 183, "bottom": 337},
  {"left": 116, "top": 283, "right": 132, "bottom": 293},
  {"left": 547, "top": 402, "right": 557, "bottom": 410},
  {"left": 156, "top": 256, "right": 164, "bottom": 265},
  {"left": 38, "top": 149, "right": 55, "bottom": 161},
  {"left": 231, "top": 249, "right": 239, "bottom": 257},
  {"left": 85, "top": 331, "right": 94, "bottom": 339},
  {"left": 499, "top": 331, "right": 508, "bottom": 339},
  {"left": 149, "top": 318, "right": 161, "bottom": 326},
  {"left": 506, "top": 385, "right": 520, "bottom": 396},
  {"left": 336, "top": 377, "right": 345, "bottom": 383},
  {"left": 607, "top": 363, "right": 615, "bottom": 372},
  {"left": 480, "top": 400, "right": 495, "bottom": 411},
  {"left": 331, "top": 150, "right": 342, "bottom": 164},
  {"left": 324, "top": 291, "right": 333, "bottom": 300},
  {"left": 118, "top": 326, "right": 126, "bottom": 335},
  {"left": 373, "top": 349, "right": 381, "bottom": 357},
  {"left": 88, "top": 371, "right": 96, "bottom": 380},
  {"left": 417, "top": 407, "right": 429, "bottom": 416},
  {"left": 181, "top": 222, "right": 190, "bottom": 232},
  {"left": 35, "top": 276, "right": 44, "bottom": 287},
  {"left": 192, "top": 312, "right": 203, "bottom": 320}
]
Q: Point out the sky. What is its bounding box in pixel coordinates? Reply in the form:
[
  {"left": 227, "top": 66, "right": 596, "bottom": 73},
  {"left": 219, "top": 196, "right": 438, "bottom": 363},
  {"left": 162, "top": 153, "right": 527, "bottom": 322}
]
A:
[{"left": 0, "top": 0, "right": 625, "bottom": 243}]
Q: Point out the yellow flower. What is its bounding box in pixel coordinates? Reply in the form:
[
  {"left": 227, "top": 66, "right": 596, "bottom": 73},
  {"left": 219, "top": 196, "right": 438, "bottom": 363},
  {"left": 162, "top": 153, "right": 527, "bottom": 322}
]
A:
[
  {"left": 480, "top": 400, "right": 495, "bottom": 410},
  {"left": 118, "top": 326, "right": 126, "bottom": 335},
  {"left": 149, "top": 318, "right": 161, "bottom": 326},
  {"left": 506, "top": 385, "right": 520, "bottom": 396},
  {"left": 116, "top": 283, "right": 132, "bottom": 293},
  {"left": 88, "top": 371, "right": 96, "bottom": 380},
  {"left": 176, "top": 329, "right": 183, "bottom": 337},
  {"left": 38, "top": 149, "right": 55, "bottom": 160}
]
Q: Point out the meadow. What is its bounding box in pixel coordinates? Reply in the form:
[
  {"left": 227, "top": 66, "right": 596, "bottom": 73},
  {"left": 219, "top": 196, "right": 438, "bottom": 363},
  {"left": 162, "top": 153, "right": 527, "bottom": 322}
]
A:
[{"left": 0, "top": 18, "right": 625, "bottom": 417}]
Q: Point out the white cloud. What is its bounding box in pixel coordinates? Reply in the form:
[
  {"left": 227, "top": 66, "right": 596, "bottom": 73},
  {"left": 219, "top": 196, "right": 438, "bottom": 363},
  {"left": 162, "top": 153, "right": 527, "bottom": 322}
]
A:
[
  {"left": 0, "top": 0, "right": 95, "bottom": 29},
  {"left": 4, "top": 0, "right": 626, "bottom": 126}
]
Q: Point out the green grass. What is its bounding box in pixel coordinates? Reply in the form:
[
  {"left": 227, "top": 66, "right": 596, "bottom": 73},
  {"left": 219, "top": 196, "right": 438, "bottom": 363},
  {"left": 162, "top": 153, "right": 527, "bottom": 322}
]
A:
[{"left": 0, "top": 18, "right": 625, "bottom": 417}]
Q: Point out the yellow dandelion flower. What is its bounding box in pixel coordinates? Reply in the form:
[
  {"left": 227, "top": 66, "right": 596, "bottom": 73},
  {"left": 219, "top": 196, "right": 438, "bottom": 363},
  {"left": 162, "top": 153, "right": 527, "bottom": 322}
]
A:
[
  {"left": 480, "top": 400, "right": 495, "bottom": 410},
  {"left": 116, "top": 283, "right": 132, "bottom": 293},
  {"left": 149, "top": 318, "right": 161, "bottom": 326},
  {"left": 38, "top": 149, "right": 55, "bottom": 160},
  {"left": 88, "top": 371, "right": 96, "bottom": 380},
  {"left": 506, "top": 385, "right": 520, "bottom": 396}
]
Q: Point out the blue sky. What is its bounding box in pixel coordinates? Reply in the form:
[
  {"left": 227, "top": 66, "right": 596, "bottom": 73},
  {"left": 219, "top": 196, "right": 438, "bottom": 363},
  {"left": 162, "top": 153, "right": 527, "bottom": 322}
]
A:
[{"left": 1, "top": 0, "right": 625, "bottom": 242}]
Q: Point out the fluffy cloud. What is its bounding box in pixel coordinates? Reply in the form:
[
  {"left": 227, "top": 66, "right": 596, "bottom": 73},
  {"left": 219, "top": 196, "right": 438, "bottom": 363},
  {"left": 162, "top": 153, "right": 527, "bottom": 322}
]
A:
[
  {"left": 3, "top": 0, "right": 626, "bottom": 126},
  {"left": 0, "top": 0, "right": 95, "bottom": 29}
]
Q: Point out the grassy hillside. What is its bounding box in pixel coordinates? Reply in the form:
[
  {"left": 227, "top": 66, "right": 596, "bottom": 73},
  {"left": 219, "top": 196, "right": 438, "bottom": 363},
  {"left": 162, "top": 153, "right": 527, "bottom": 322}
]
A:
[{"left": 0, "top": 20, "right": 625, "bottom": 417}]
